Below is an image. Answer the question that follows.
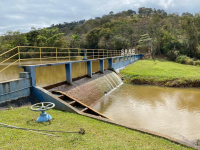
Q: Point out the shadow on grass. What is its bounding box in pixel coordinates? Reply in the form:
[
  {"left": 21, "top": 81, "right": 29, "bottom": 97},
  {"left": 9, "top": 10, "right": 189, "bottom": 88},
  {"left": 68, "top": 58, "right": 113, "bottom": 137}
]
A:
[{"left": 26, "top": 119, "right": 52, "bottom": 127}]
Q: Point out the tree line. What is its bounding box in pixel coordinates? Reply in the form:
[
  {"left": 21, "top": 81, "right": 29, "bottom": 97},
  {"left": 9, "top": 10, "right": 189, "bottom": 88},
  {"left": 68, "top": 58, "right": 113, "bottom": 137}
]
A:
[{"left": 1, "top": 7, "right": 200, "bottom": 60}]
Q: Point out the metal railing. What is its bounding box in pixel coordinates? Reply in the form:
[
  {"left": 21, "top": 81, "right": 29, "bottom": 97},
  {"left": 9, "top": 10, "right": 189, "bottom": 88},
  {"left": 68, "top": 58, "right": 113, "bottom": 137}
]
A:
[{"left": 0, "top": 46, "right": 124, "bottom": 73}]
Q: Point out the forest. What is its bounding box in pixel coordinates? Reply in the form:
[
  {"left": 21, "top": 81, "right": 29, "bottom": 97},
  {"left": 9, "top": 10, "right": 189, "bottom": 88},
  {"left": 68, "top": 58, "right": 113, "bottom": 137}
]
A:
[{"left": 1, "top": 7, "right": 200, "bottom": 63}]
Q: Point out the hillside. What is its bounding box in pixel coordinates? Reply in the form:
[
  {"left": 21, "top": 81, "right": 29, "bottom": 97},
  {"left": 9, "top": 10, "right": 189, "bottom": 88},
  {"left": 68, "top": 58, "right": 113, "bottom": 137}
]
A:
[{"left": 1, "top": 7, "right": 200, "bottom": 60}]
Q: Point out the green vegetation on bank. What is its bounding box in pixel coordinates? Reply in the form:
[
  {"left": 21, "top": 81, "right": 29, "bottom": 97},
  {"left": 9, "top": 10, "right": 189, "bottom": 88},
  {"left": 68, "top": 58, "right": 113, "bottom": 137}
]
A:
[
  {"left": 121, "top": 59, "right": 200, "bottom": 87},
  {"left": 0, "top": 107, "right": 192, "bottom": 150},
  {"left": 2, "top": 7, "right": 200, "bottom": 61}
]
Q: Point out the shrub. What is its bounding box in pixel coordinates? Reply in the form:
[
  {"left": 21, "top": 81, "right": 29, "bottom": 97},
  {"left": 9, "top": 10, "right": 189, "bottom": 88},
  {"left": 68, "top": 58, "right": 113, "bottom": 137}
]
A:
[
  {"left": 175, "top": 55, "right": 189, "bottom": 64},
  {"left": 166, "top": 50, "right": 179, "bottom": 61},
  {"left": 185, "top": 58, "right": 194, "bottom": 65},
  {"left": 195, "top": 60, "right": 200, "bottom": 66}
]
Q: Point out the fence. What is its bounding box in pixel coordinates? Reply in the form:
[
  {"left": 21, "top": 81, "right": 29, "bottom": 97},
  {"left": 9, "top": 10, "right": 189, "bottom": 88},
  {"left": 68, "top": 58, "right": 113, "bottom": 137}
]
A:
[{"left": 0, "top": 46, "right": 129, "bottom": 74}]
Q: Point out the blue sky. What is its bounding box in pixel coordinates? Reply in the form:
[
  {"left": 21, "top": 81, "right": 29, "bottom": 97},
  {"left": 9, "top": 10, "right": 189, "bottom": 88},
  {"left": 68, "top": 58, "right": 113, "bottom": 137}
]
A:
[{"left": 0, "top": 0, "right": 199, "bottom": 35}]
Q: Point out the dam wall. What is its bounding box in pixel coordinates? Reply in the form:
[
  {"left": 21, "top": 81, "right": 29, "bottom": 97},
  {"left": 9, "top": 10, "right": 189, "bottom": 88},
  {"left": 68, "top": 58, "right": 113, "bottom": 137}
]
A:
[
  {"left": 1, "top": 54, "right": 143, "bottom": 104},
  {"left": 0, "top": 72, "right": 31, "bottom": 103}
]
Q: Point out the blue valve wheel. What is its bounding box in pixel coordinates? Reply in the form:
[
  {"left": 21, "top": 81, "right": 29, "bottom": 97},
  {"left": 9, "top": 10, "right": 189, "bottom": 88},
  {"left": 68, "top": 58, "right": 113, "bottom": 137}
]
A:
[{"left": 31, "top": 102, "right": 55, "bottom": 122}]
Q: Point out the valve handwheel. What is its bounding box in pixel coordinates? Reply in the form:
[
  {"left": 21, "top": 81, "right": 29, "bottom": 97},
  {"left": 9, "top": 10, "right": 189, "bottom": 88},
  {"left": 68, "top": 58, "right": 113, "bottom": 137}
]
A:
[{"left": 31, "top": 102, "right": 55, "bottom": 122}]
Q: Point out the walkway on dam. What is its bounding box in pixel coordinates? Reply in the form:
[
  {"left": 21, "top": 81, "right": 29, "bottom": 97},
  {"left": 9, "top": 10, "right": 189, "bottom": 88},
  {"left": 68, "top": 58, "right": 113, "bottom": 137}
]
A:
[{"left": 0, "top": 46, "right": 143, "bottom": 109}]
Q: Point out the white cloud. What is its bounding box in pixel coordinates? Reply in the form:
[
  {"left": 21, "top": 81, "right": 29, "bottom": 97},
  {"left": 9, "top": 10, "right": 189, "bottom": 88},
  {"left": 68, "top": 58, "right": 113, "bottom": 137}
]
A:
[
  {"left": 158, "top": 0, "right": 175, "bottom": 9},
  {"left": 0, "top": 0, "right": 199, "bottom": 35}
]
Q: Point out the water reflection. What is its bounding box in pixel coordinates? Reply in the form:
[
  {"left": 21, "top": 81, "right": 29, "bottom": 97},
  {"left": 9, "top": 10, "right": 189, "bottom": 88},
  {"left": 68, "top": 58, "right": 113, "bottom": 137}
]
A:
[
  {"left": 0, "top": 58, "right": 108, "bottom": 86},
  {"left": 92, "top": 84, "right": 200, "bottom": 145}
]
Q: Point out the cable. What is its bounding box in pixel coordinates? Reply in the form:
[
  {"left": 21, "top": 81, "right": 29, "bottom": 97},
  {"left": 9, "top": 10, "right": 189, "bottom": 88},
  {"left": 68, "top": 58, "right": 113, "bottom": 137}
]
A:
[{"left": 0, "top": 123, "right": 85, "bottom": 137}]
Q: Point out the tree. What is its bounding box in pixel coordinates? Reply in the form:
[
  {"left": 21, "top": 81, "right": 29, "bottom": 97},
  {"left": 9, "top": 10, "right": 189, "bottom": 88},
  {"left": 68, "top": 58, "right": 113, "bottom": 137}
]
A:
[
  {"left": 113, "top": 35, "right": 129, "bottom": 49},
  {"left": 181, "top": 15, "right": 200, "bottom": 57},
  {"left": 36, "top": 28, "right": 64, "bottom": 47},
  {"left": 109, "top": 11, "right": 114, "bottom": 15},
  {"left": 127, "top": 9, "right": 134, "bottom": 15},
  {"left": 70, "top": 33, "right": 80, "bottom": 48},
  {"left": 137, "top": 34, "right": 152, "bottom": 56},
  {"left": 0, "top": 30, "right": 27, "bottom": 51}
]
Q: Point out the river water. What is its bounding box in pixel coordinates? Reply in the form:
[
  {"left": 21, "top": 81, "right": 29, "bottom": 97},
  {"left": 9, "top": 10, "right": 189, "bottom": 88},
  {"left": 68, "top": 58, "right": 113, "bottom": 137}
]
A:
[
  {"left": 92, "top": 84, "right": 200, "bottom": 145},
  {"left": 0, "top": 59, "right": 108, "bottom": 87}
]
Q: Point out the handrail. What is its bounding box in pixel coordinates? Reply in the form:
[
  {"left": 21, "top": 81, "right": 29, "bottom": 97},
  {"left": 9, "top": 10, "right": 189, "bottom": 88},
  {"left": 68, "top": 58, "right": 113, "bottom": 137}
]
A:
[
  {"left": 0, "top": 59, "right": 19, "bottom": 73},
  {"left": 0, "top": 53, "right": 18, "bottom": 65},
  {"left": 0, "top": 46, "right": 18, "bottom": 57},
  {"left": 0, "top": 46, "right": 127, "bottom": 74}
]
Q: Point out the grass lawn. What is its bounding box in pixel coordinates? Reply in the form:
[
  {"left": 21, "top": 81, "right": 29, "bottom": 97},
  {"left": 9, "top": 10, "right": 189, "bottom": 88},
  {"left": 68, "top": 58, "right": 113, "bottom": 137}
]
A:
[
  {"left": 120, "top": 59, "right": 200, "bottom": 87},
  {"left": 0, "top": 107, "right": 193, "bottom": 150}
]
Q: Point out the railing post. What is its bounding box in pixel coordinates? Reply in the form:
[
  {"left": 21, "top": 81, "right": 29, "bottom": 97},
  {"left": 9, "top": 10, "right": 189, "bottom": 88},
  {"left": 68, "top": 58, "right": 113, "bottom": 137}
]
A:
[
  {"left": 68, "top": 48, "right": 70, "bottom": 61},
  {"left": 40, "top": 47, "right": 41, "bottom": 62},
  {"left": 18, "top": 46, "right": 21, "bottom": 65},
  {"left": 56, "top": 48, "right": 57, "bottom": 62},
  {"left": 93, "top": 49, "right": 94, "bottom": 59},
  {"left": 107, "top": 50, "right": 108, "bottom": 58},
  {"left": 78, "top": 48, "right": 80, "bottom": 60}
]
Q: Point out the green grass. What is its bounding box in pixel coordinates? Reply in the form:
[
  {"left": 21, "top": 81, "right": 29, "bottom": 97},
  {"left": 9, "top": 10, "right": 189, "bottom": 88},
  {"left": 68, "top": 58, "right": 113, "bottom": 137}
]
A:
[
  {"left": 0, "top": 107, "right": 193, "bottom": 150},
  {"left": 121, "top": 59, "right": 200, "bottom": 87}
]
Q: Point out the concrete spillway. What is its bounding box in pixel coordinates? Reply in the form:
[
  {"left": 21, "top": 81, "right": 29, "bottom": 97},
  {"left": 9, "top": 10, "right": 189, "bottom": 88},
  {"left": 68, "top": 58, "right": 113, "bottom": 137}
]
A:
[
  {"left": 30, "top": 70, "right": 123, "bottom": 120},
  {"left": 46, "top": 70, "right": 123, "bottom": 106}
]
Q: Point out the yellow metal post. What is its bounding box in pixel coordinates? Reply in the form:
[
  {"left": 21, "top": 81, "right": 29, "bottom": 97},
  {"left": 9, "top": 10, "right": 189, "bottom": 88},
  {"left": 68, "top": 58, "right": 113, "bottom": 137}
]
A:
[
  {"left": 40, "top": 48, "right": 41, "bottom": 62},
  {"left": 56, "top": 48, "right": 57, "bottom": 62},
  {"left": 93, "top": 50, "right": 94, "bottom": 59},
  {"left": 68, "top": 48, "right": 70, "bottom": 61},
  {"left": 103, "top": 50, "right": 104, "bottom": 58},
  {"left": 78, "top": 48, "right": 80, "bottom": 60},
  {"left": 98, "top": 50, "right": 99, "bottom": 59},
  {"left": 107, "top": 50, "right": 108, "bottom": 58},
  {"left": 18, "top": 46, "right": 21, "bottom": 65}
]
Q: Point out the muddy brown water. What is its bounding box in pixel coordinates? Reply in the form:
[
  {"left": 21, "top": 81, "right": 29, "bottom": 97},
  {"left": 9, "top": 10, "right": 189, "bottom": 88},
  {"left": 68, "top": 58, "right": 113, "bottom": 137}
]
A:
[
  {"left": 0, "top": 59, "right": 108, "bottom": 87},
  {"left": 92, "top": 84, "right": 200, "bottom": 146}
]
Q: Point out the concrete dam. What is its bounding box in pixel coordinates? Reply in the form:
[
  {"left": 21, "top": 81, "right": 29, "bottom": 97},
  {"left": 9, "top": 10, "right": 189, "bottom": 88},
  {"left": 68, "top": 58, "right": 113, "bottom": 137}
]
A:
[
  {"left": 0, "top": 52, "right": 143, "bottom": 120},
  {"left": 47, "top": 70, "right": 122, "bottom": 106}
]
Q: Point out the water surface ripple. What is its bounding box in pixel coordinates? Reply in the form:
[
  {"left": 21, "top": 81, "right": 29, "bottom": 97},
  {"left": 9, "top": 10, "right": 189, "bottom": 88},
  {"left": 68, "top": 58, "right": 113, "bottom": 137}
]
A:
[{"left": 92, "top": 84, "right": 200, "bottom": 145}]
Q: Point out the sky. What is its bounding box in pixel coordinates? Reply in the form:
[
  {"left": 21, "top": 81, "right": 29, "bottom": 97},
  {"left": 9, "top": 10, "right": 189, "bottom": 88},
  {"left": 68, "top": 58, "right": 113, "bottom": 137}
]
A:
[{"left": 0, "top": 0, "right": 199, "bottom": 35}]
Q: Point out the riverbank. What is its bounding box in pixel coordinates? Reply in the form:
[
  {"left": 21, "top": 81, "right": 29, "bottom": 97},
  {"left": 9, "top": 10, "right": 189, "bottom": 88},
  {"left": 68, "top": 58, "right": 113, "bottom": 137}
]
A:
[
  {"left": 120, "top": 59, "right": 200, "bottom": 87},
  {"left": 0, "top": 107, "right": 193, "bottom": 150}
]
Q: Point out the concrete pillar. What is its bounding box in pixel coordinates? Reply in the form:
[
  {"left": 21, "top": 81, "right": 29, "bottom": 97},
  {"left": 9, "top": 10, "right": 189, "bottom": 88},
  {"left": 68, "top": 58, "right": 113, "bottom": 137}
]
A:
[
  {"left": 108, "top": 58, "right": 113, "bottom": 69},
  {"left": 131, "top": 55, "right": 133, "bottom": 62},
  {"left": 87, "top": 61, "right": 92, "bottom": 77},
  {"left": 100, "top": 59, "right": 104, "bottom": 73},
  {"left": 82, "top": 50, "right": 87, "bottom": 60},
  {"left": 19, "top": 72, "right": 31, "bottom": 79},
  {"left": 115, "top": 57, "right": 119, "bottom": 63},
  {"left": 23, "top": 66, "right": 36, "bottom": 86},
  {"left": 128, "top": 56, "right": 131, "bottom": 64},
  {"left": 65, "top": 63, "right": 72, "bottom": 84}
]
